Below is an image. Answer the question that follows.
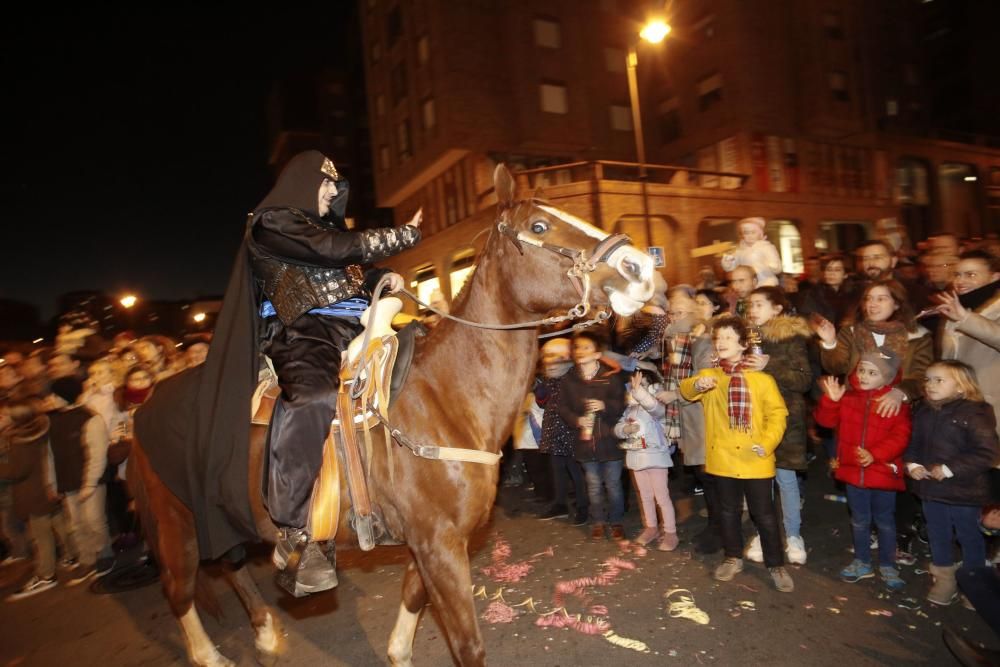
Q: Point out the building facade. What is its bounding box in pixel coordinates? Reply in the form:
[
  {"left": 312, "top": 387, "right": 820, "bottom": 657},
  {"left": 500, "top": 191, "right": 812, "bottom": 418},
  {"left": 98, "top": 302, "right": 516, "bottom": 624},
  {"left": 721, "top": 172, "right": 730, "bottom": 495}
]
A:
[{"left": 359, "top": 0, "right": 1000, "bottom": 309}]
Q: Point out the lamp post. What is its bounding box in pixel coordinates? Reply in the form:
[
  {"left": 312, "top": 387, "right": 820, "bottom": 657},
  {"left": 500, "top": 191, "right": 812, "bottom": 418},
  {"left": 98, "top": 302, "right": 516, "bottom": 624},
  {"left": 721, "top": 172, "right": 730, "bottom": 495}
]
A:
[
  {"left": 625, "top": 18, "right": 670, "bottom": 249},
  {"left": 626, "top": 19, "right": 671, "bottom": 179}
]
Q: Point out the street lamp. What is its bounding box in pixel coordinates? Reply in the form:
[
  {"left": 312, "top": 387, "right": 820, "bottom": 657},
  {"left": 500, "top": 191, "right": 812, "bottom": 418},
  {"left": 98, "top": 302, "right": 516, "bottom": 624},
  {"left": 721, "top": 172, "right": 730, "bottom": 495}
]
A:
[
  {"left": 120, "top": 294, "right": 138, "bottom": 309},
  {"left": 626, "top": 18, "right": 671, "bottom": 178},
  {"left": 192, "top": 312, "right": 206, "bottom": 323}
]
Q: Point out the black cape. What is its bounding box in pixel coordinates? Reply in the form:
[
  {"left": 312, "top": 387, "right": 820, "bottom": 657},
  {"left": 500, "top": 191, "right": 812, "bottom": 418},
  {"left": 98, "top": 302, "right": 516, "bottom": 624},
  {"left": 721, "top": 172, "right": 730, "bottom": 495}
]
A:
[{"left": 135, "top": 150, "right": 346, "bottom": 560}]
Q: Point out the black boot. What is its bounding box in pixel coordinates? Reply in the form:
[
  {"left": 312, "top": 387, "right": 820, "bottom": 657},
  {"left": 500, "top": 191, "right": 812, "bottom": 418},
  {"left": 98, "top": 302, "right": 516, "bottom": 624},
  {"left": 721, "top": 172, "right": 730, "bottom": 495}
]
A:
[{"left": 273, "top": 528, "right": 338, "bottom": 598}]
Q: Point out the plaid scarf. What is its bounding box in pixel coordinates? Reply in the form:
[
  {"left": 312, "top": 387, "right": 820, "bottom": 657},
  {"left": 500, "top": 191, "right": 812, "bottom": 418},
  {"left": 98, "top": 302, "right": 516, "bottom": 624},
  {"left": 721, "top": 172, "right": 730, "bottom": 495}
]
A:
[
  {"left": 719, "top": 357, "right": 752, "bottom": 432},
  {"left": 662, "top": 333, "right": 694, "bottom": 440}
]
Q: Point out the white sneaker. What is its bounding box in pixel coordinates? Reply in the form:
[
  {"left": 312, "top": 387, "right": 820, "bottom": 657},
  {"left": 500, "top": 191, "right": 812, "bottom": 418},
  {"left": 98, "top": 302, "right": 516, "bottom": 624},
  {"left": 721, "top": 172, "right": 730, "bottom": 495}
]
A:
[
  {"left": 745, "top": 534, "right": 764, "bottom": 563},
  {"left": 786, "top": 535, "right": 807, "bottom": 565}
]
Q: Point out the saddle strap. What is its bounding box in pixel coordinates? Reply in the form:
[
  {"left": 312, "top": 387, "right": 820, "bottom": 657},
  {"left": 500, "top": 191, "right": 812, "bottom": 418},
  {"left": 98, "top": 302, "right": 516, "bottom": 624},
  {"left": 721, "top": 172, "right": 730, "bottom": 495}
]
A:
[
  {"left": 336, "top": 387, "right": 377, "bottom": 551},
  {"left": 306, "top": 430, "right": 341, "bottom": 542}
]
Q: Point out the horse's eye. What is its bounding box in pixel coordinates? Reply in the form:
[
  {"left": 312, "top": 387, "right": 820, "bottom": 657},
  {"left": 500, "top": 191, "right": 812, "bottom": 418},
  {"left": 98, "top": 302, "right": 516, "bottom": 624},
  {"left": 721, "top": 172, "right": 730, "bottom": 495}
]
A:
[{"left": 530, "top": 220, "right": 549, "bottom": 234}]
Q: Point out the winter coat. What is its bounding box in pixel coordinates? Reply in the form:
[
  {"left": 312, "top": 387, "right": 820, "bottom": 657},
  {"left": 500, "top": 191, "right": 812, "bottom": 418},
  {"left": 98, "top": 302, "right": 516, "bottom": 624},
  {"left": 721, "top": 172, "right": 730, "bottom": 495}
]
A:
[
  {"left": 614, "top": 382, "right": 672, "bottom": 471},
  {"left": 0, "top": 416, "right": 57, "bottom": 521},
  {"left": 940, "top": 287, "right": 1000, "bottom": 438},
  {"left": 905, "top": 398, "right": 999, "bottom": 506},
  {"left": 660, "top": 319, "right": 714, "bottom": 466},
  {"left": 759, "top": 316, "right": 814, "bottom": 471},
  {"left": 797, "top": 281, "right": 860, "bottom": 327},
  {"left": 535, "top": 375, "right": 575, "bottom": 456},
  {"left": 557, "top": 361, "right": 627, "bottom": 463},
  {"left": 813, "top": 374, "right": 911, "bottom": 491},
  {"left": 49, "top": 406, "right": 109, "bottom": 495},
  {"left": 721, "top": 239, "right": 782, "bottom": 286},
  {"left": 820, "top": 322, "right": 933, "bottom": 402},
  {"left": 679, "top": 366, "right": 788, "bottom": 479}
]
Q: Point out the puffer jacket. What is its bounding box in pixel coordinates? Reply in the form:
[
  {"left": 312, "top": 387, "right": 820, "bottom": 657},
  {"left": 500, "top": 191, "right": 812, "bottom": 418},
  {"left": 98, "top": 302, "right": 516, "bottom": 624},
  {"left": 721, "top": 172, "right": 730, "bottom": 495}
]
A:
[
  {"left": 905, "top": 398, "right": 1000, "bottom": 506},
  {"left": 759, "top": 315, "right": 814, "bottom": 471},
  {"left": 614, "top": 381, "right": 672, "bottom": 471},
  {"left": 679, "top": 366, "right": 788, "bottom": 479},
  {"left": 814, "top": 373, "right": 911, "bottom": 491}
]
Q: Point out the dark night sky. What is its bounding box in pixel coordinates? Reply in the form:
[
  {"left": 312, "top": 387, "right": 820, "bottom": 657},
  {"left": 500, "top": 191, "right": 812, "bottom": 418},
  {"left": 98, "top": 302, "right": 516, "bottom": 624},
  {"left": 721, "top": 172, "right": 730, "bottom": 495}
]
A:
[{"left": 1, "top": 11, "right": 351, "bottom": 319}]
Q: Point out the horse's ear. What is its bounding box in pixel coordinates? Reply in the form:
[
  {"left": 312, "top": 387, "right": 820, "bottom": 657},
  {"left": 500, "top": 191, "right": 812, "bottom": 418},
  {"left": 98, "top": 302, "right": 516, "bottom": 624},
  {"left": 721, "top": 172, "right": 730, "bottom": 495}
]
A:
[{"left": 494, "top": 163, "right": 515, "bottom": 209}]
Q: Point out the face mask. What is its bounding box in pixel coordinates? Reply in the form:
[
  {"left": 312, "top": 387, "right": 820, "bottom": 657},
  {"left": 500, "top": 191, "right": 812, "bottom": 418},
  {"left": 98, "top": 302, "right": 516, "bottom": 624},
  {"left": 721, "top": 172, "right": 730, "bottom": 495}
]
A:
[{"left": 124, "top": 386, "right": 151, "bottom": 405}]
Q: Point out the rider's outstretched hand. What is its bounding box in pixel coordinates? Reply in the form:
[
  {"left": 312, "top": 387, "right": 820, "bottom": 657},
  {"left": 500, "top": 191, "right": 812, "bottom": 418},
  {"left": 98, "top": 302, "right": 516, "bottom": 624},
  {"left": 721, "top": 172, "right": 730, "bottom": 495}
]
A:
[{"left": 385, "top": 272, "right": 405, "bottom": 294}]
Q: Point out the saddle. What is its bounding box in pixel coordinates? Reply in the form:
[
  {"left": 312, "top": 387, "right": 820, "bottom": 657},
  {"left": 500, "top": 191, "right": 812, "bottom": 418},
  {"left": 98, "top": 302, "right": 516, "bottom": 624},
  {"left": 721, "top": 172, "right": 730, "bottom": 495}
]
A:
[{"left": 251, "top": 297, "right": 426, "bottom": 549}]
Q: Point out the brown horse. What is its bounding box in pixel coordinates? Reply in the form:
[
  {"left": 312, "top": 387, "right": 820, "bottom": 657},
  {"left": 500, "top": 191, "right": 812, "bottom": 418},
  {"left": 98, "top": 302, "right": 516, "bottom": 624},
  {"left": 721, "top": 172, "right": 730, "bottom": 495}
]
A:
[{"left": 128, "top": 164, "right": 656, "bottom": 666}]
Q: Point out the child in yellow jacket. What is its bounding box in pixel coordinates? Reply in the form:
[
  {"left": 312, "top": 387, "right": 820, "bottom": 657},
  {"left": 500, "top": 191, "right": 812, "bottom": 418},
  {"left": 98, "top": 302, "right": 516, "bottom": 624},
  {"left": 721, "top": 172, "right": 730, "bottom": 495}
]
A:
[{"left": 680, "top": 315, "right": 791, "bottom": 592}]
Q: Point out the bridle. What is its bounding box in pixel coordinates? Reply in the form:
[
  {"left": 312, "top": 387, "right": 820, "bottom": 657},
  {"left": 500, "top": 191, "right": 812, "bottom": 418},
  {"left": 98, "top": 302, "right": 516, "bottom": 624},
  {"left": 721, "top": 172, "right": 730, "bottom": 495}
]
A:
[{"left": 496, "top": 199, "right": 633, "bottom": 321}]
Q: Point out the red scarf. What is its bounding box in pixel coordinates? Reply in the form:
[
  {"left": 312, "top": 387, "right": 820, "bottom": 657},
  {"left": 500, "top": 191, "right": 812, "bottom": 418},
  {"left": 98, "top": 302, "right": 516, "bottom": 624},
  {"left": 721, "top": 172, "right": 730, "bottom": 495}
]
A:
[{"left": 719, "top": 357, "right": 751, "bottom": 432}]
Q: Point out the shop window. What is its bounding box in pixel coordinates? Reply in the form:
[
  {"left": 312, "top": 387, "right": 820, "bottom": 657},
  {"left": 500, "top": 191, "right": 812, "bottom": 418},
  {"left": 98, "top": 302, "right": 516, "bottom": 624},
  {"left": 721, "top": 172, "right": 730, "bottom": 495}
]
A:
[
  {"left": 410, "top": 264, "right": 440, "bottom": 315},
  {"left": 817, "top": 221, "right": 871, "bottom": 256},
  {"left": 766, "top": 220, "right": 804, "bottom": 275}
]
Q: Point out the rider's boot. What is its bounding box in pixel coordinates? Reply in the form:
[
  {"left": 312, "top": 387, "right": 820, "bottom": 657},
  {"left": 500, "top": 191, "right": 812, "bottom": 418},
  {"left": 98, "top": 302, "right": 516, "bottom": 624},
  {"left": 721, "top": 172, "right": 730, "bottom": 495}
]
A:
[{"left": 273, "top": 527, "right": 338, "bottom": 597}]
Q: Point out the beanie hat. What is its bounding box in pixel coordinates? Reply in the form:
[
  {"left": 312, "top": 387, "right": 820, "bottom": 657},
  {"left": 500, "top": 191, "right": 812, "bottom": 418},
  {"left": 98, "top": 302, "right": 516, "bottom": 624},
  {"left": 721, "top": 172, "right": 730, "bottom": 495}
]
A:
[
  {"left": 739, "top": 217, "right": 766, "bottom": 231},
  {"left": 858, "top": 349, "right": 901, "bottom": 382},
  {"left": 50, "top": 376, "right": 84, "bottom": 404}
]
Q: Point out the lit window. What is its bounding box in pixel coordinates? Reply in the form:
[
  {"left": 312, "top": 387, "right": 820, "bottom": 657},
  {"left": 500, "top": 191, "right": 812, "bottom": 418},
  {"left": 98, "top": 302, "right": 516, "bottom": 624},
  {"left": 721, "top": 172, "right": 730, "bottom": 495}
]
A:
[
  {"left": 768, "top": 220, "right": 804, "bottom": 274},
  {"left": 371, "top": 41, "right": 382, "bottom": 64},
  {"left": 609, "top": 104, "right": 632, "bottom": 131},
  {"left": 539, "top": 82, "right": 568, "bottom": 114},
  {"left": 376, "top": 93, "right": 386, "bottom": 118},
  {"left": 603, "top": 47, "right": 625, "bottom": 73},
  {"left": 422, "top": 97, "right": 436, "bottom": 130},
  {"left": 379, "top": 144, "right": 390, "bottom": 171},
  {"left": 417, "top": 34, "right": 430, "bottom": 65},
  {"left": 533, "top": 18, "right": 561, "bottom": 49},
  {"left": 697, "top": 73, "right": 723, "bottom": 111},
  {"left": 450, "top": 249, "right": 476, "bottom": 297},
  {"left": 410, "top": 264, "right": 440, "bottom": 314}
]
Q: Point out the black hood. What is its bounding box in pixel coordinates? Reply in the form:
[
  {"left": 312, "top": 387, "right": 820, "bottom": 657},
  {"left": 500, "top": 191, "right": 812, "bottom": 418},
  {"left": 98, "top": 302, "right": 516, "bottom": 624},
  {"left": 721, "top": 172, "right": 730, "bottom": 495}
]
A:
[{"left": 254, "top": 150, "right": 350, "bottom": 228}]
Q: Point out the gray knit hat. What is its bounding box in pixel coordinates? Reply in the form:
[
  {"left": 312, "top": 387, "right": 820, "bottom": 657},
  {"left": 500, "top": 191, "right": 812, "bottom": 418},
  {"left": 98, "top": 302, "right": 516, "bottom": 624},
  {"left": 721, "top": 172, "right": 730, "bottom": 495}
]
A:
[{"left": 858, "top": 349, "right": 901, "bottom": 381}]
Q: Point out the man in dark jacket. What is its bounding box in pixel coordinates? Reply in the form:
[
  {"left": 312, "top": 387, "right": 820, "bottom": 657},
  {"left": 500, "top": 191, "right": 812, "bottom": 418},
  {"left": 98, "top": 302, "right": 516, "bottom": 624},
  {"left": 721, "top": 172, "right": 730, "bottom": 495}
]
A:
[
  {"left": 557, "top": 331, "right": 627, "bottom": 540},
  {"left": 250, "top": 152, "right": 422, "bottom": 595}
]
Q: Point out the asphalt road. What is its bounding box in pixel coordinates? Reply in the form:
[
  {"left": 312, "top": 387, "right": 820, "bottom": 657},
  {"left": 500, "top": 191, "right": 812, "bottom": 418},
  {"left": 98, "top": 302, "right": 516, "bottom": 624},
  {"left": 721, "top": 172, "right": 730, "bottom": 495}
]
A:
[{"left": 0, "top": 461, "right": 993, "bottom": 666}]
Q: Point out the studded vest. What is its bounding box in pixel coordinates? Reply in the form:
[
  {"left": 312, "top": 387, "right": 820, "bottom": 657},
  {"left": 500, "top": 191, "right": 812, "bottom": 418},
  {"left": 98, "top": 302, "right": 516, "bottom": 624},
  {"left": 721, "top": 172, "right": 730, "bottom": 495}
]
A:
[{"left": 247, "top": 213, "right": 420, "bottom": 325}]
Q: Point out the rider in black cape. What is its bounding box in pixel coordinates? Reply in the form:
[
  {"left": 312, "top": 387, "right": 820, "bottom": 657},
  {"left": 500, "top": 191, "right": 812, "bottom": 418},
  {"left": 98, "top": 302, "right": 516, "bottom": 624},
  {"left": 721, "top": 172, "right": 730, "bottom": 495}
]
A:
[{"left": 135, "top": 151, "right": 421, "bottom": 596}]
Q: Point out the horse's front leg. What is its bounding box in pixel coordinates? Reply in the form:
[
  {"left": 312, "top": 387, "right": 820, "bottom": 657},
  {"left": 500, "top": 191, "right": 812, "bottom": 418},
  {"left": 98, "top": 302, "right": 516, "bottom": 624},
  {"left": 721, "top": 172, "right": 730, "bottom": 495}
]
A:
[
  {"left": 410, "top": 533, "right": 484, "bottom": 667},
  {"left": 388, "top": 558, "right": 428, "bottom": 667}
]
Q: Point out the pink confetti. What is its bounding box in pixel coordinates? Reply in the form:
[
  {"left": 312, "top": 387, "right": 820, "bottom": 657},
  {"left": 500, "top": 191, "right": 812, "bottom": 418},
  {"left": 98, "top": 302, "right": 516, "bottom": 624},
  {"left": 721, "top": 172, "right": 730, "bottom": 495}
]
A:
[
  {"left": 589, "top": 605, "right": 609, "bottom": 616},
  {"left": 481, "top": 600, "right": 518, "bottom": 623},
  {"left": 480, "top": 537, "right": 535, "bottom": 583}
]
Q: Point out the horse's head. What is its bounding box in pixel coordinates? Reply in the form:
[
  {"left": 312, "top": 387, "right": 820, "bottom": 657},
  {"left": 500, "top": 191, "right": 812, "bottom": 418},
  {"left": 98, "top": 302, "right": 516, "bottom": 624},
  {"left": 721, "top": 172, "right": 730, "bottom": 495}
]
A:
[{"left": 491, "top": 164, "right": 656, "bottom": 318}]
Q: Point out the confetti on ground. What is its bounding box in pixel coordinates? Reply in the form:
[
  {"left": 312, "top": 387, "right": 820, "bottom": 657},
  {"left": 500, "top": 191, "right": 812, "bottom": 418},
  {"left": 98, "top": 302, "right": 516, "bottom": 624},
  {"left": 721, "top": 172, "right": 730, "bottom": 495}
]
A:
[
  {"left": 736, "top": 582, "right": 759, "bottom": 594},
  {"left": 665, "top": 589, "right": 711, "bottom": 625},
  {"left": 866, "top": 609, "right": 893, "bottom": 617},
  {"left": 482, "top": 600, "right": 519, "bottom": 623},
  {"left": 603, "top": 630, "right": 649, "bottom": 652},
  {"left": 834, "top": 596, "right": 848, "bottom": 603},
  {"left": 827, "top": 607, "right": 841, "bottom": 614},
  {"left": 804, "top": 603, "right": 815, "bottom": 610},
  {"left": 736, "top": 601, "right": 756, "bottom": 611},
  {"left": 481, "top": 537, "right": 537, "bottom": 583}
]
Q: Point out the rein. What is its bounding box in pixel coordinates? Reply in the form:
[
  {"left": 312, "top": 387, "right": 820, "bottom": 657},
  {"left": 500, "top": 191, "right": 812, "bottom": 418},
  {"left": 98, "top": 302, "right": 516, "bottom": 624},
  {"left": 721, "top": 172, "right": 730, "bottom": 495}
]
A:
[{"left": 347, "top": 205, "right": 632, "bottom": 466}]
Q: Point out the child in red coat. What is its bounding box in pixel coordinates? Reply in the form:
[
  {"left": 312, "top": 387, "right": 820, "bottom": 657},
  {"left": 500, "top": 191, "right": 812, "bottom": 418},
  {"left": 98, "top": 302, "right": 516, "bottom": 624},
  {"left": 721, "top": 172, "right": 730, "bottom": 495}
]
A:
[{"left": 814, "top": 349, "right": 912, "bottom": 591}]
